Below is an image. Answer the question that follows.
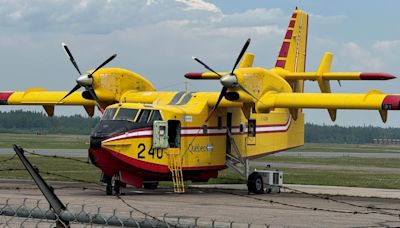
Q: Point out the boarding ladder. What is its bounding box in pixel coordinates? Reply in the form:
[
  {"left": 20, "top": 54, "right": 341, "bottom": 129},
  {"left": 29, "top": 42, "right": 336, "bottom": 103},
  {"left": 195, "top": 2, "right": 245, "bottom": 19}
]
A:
[{"left": 167, "top": 148, "right": 185, "bottom": 193}]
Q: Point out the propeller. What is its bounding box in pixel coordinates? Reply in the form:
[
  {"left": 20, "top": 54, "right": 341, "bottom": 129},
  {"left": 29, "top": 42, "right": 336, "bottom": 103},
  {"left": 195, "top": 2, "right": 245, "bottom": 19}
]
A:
[
  {"left": 60, "top": 42, "right": 116, "bottom": 110},
  {"left": 193, "top": 38, "right": 259, "bottom": 122}
]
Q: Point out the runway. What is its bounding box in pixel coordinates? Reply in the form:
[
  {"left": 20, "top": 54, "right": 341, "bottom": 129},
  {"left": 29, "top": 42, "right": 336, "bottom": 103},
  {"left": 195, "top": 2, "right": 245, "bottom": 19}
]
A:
[{"left": 0, "top": 179, "right": 399, "bottom": 227}]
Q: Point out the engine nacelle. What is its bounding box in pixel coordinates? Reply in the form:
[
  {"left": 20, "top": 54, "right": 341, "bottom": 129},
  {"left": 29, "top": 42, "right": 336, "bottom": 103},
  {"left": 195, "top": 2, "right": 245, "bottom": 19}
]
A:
[{"left": 90, "top": 68, "right": 155, "bottom": 105}]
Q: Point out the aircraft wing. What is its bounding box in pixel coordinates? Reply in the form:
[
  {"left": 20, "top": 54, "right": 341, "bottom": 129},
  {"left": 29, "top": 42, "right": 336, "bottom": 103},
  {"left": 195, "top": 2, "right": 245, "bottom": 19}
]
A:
[
  {"left": 258, "top": 90, "right": 400, "bottom": 122},
  {"left": 0, "top": 89, "right": 96, "bottom": 116}
]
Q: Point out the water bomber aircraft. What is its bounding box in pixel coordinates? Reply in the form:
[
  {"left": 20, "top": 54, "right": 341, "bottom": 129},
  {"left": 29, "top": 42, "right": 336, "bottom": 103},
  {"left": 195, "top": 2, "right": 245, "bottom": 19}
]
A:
[{"left": 1, "top": 8, "right": 399, "bottom": 194}]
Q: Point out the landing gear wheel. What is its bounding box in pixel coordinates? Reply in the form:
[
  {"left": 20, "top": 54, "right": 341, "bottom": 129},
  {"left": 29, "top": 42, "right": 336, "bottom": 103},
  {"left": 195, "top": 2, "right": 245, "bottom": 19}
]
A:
[
  {"left": 247, "top": 172, "right": 264, "bottom": 194},
  {"left": 143, "top": 182, "right": 159, "bottom": 190},
  {"left": 113, "top": 180, "right": 121, "bottom": 195},
  {"left": 106, "top": 184, "right": 113, "bottom": 195},
  {"left": 102, "top": 174, "right": 113, "bottom": 196}
]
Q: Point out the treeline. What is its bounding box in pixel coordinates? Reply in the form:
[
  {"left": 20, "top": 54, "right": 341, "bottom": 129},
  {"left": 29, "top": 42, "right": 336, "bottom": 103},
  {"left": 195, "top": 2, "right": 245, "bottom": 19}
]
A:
[
  {"left": 305, "top": 123, "right": 400, "bottom": 144},
  {"left": 0, "top": 110, "right": 100, "bottom": 135},
  {"left": 0, "top": 110, "right": 399, "bottom": 143}
]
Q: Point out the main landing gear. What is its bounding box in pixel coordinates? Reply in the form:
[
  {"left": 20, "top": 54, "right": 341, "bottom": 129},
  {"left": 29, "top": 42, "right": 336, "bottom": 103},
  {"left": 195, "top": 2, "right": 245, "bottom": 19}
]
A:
[
  {"left": 247, "top": 172, "right": 264, "bottom": 194},
  {"left": 102, "top": 173, "right": 160, "bottom": 195},
  {"left": 225, "top": 128, "right": 283, "bottom": 194}
]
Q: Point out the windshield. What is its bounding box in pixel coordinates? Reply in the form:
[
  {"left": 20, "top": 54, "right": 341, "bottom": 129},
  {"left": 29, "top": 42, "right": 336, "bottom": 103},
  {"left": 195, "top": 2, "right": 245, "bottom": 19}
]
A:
[
  {"left": 137, "top": 110, "right": 151, "bottom": 123},
  {"left": 91, "top": 109, "right": 163, "bottom": 139},
  {"left": 114, "top": 108, "right": 138, "bottom": 122},
  {"left": 102, "top": 108, "right": 117, "bottom": 120},
  {"left": 148, "top": 110, "right": 162, "bottom": 123}
]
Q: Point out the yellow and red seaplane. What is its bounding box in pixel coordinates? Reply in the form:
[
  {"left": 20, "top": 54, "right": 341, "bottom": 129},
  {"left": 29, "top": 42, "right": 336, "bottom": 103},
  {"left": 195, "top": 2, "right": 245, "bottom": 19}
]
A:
[{"left": 1, "top": 8, "right": 398, "bottom": 194}]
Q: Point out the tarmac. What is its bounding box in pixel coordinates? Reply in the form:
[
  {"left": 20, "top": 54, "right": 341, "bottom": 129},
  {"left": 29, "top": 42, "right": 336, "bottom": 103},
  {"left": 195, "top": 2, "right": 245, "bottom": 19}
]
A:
[
  {"left": 191, "top": 183, "right": 400, "bottom": 199},
  {"left": 0, "top": 179, "right": 399, "bottom": 227}
]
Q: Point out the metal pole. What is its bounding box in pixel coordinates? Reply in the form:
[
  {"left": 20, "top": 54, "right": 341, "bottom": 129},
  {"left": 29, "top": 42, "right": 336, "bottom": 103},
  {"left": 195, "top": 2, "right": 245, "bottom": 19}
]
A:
[{"left": 13, "top": 145, "right": 69, "bottom": 227}]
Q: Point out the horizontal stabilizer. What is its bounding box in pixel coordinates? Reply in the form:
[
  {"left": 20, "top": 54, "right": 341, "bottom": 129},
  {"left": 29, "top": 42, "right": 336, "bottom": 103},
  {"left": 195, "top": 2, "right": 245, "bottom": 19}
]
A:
[{"left": 280, "top": 71, "right": 396, "bottom": 81}]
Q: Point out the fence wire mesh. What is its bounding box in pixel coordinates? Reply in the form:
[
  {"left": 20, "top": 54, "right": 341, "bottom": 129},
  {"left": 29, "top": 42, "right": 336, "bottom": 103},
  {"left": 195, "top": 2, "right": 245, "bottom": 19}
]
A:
[{"left": 0, "top": 197, "right": 271, "bottom": 228}]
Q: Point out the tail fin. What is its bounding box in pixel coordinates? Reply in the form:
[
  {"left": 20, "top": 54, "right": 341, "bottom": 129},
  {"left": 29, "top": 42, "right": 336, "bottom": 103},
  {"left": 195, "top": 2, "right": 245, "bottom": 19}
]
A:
[{"left": 275, "top": 8, "right": 309, "bottom": 73}]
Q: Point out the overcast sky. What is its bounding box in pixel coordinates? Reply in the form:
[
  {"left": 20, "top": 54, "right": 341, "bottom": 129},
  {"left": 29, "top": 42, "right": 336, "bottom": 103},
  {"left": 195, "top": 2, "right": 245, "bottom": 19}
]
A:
[{"left": 1, "top": 0, "right": 400, "bottom": 126}]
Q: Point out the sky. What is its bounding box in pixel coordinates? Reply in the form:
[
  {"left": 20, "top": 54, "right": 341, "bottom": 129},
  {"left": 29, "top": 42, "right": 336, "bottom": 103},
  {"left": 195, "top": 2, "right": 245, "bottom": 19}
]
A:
[{"left": 1, "top": 0, "right": 400, "bottom": 127}]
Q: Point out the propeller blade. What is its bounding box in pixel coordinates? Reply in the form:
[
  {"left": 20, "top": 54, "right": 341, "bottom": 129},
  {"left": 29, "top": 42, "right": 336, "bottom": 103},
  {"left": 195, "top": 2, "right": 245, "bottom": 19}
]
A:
[
  {"left": 60, "top": 84, "right": 81, "bottom": 102},
  {"left": 192, "top": 56, "right": 222, "bottom": 78},
  {"left": 205, "top": 87, "right": 228, "bottom": 122},
  {"left": 85, "top": 86, "right": 103, "bottom": 109},
  {"left": 231, "top": 38, "right": 251, "bottom": 75},
  {"left": 61, "top": 43, "right": 82, "bottom": 75},
  {"left": 237, "top": 83, "right": 262, "bottom": 103},
  {"left": 338, "top": 80, "right": 342, "bottom": 87},
  {"left": 89, "top": 54, "right": 117, "bottom": 77}
]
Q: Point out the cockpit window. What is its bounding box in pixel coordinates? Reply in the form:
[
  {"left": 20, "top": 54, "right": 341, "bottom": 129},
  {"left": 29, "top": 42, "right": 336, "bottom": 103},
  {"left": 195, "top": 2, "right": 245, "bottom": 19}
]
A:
[
  {"left": 137, "top": 110, "right": 151, "bottom": 123},
  {"left": 115, "top": 108, "right": 138, "bottom": 122},
  {"left": 102, "top": 108, "right": 117, "bottom": 120},
  {"left": 148, "top": 110, "right": 162, "bottom": 123}
]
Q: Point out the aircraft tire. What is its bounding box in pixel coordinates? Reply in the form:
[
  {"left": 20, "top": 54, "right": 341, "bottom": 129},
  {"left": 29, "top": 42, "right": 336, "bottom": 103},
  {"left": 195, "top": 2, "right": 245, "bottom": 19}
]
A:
[
  {"left": 247, "top": 172, "right": 264, "bottom": 194},
  {"left": 106, "top": 184, "right": 113, "bottom": 195},
  {"left": 143, "top": 182, "right": 159, "bottom": 190},
  {"left": 114, "top": 180, "right": 121, "bottom": 195}
]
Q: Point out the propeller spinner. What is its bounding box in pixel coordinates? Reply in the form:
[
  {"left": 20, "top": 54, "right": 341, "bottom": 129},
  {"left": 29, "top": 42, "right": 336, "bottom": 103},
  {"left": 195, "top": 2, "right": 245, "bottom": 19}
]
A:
[
  {"left": 192, "top": 38, "right": 258, "bottom": 122},
  {"left": 60, "top": 42, "right": 116, "bottom": 110}
]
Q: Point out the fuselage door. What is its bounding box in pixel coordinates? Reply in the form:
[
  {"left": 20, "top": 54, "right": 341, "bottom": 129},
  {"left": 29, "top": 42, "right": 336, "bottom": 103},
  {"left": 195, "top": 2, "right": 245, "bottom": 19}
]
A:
[
  {"left": 168, "top": 120, "right": 181, "bottom": 148},
  {"left": 153, "top": 121, "right": 169, "bottom": 149}
]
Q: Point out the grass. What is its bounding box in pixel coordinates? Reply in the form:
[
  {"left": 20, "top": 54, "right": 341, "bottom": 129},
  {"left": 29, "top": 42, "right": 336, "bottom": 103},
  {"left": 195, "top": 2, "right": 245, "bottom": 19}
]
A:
[
  {"left": 258, "top": 156, "right": 400, "bottom": 169},
  {"left": 0, "top": 155, "right": 100, "bottom": 183},
  {"left": 207, "top": 167, "right": 400, "bottom": 189},
  {"left": 1, "top": 140, "right": 400, "bottom": 189},
  {"left": 1, "top": 154, "right": 400, "bottom": 189},
  {"left": 287, "top": 143, "right": 400, "bottom": 153},
  {"left": 281, "top": 168, "right": 400, "bottom": 189},
  {"left": 0, "top": 133, "right": 89, "bottom": 149}
]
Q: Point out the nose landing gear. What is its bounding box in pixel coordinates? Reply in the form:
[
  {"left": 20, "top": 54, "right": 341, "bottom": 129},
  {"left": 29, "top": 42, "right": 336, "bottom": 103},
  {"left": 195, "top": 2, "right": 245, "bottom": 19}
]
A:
[{"left": 102, "top": 173, "right": 124, "bottom": 196}]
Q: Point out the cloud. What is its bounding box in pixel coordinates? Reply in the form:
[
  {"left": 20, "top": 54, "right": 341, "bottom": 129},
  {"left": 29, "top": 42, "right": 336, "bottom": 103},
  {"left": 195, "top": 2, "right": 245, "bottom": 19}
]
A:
[
  {"left": 373, "top": 40, "right": 400, "bottom": 51},
  {"left": 175, "top": 0, "right": 220, "bottom": 13},
  {"left": 0, "top": 0, "right": 290, "bottom": 36},
  {"left": 337, "top": 42, "right": 383, "bottom": 71},
  {"left": 215, "top": 8, "right": 286, "bottom": 28},
  {"left": 309, "top": 13, "right": 347, "bottom": 24}
]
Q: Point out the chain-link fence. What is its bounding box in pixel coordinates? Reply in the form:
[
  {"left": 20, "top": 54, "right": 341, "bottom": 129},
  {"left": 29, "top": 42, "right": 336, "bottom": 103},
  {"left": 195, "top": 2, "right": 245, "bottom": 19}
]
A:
[{"left": 0, "top": 197, "right": 272, "bottom": 228}]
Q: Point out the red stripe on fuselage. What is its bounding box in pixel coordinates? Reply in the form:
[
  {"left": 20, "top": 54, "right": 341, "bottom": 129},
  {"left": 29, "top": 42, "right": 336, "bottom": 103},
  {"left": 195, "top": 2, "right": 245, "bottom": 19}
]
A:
[{"left": 98, "top": 147, "right": 225, "bottom": 173}]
